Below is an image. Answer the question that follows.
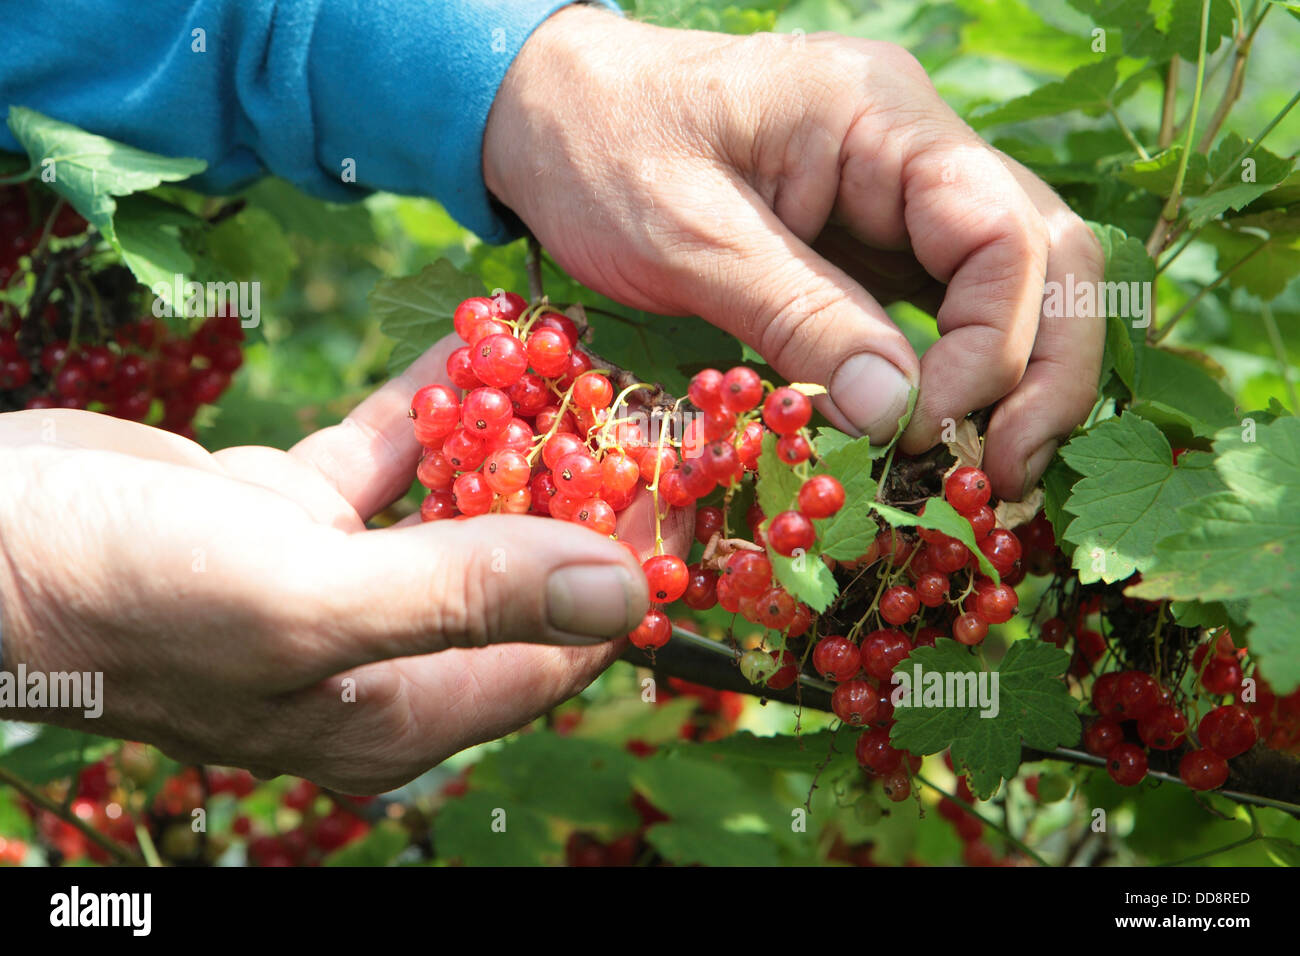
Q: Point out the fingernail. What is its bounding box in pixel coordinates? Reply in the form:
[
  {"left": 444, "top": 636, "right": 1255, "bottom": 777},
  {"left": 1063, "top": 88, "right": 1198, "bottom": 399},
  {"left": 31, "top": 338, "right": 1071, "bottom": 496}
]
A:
[
  {"left": 828, "top": 353, "right": 913, "bottom": 442},
  {"left": 547, "top": 564, "right": 643, "bottom": 639},
  {"left": 1021, "top": 440, "right": 1059, "bottom": 500}
]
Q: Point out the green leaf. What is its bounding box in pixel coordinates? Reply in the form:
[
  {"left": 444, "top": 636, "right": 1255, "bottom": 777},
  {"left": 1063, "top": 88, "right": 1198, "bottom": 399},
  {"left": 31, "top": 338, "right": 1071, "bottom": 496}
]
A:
[
  {"left": 955, "top": 0, "right": 1101, "bottom": 75},
  {"left": 433, "top": 791, "right": 556, "bottom": 866},
  {"left": 323, "top": 821, "right": 408, "bottom": 867},
  {"left": 756, "top": 433, "right": 804, "bottom": 519},
  {"left": 5, "top": 107, "right": 205, "bottom": 244},
  {"left": 1130, "top": 346, "right": 1240, "bottom": 438},
  {"left": 872, "top": 498, "right": 1000, "bottom": 583},
  {"left": 241, "top": 177, "right": 376, "bottom": 246},
  {"left": 0, "top": 727, "right": 115, "bottom": 784},
  {"left": 1041, "top": 456, "right": 1082, "bottom": 555},
  {"left": 1130, "top": 417, "right": 1300, "bottom": 690},
  {"left": 1118, "top": 146, "right": 1207, "bottom": 198},
  {"left": 1090, "top": 222, "right": 1155, "bottom": 390},
  {"left": 1183, "top": 134, "right": 1295, "bottom": 229},
  {"left": 630, "top": 754, "right": 790, "bottom": 866},
  {"left": 1059, "top": 413, "right": 1227, "bottom": 583},
  {"left": 1203, "top": 214, "right": 1300, "bottom": 301},
  {"left": 1263, "top": 836, "right": 1300, "bottom": 867},
  {"left": 769, "top": 550, "right": 839, "bottom": 613},
  {"left": 969, "top": 59, "right": 1118, "bottom": 129},
  {"left": 812, "top": 427, "right": 854, "bottom": 459},
  {"left": 371, "top": 259, "right": 485, "bottom": 374},
  {"left": 111, "top": 195, "right": 202, "bottom": 312},
  {"left": 889, "top": 638, "right": 1079, "bottom": 799},
  {"left": 205, "top": 207, "right": 298, "bottom": 300},
  {"left": 813, "top": 436, "right": 881, "bottom": 560},
  {"left": 473, "top": 733, "right": 640, "bottom": 829},
  {"left": 1068, "top": 0, "right": 1233, "bottom": 61}
]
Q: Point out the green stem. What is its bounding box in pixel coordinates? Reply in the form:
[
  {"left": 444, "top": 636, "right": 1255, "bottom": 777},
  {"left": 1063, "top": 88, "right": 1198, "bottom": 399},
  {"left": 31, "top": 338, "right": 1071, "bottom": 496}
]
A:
[
  {"left": 1152, "top": 236, "right": 1271, "bottom": 342},
  {"left": 1109, "top": 106, "right": 1150, "bottom": 161}
]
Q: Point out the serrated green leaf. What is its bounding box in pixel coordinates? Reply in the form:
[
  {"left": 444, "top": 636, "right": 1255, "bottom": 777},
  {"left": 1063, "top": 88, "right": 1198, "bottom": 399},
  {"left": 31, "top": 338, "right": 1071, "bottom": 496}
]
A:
[
  {"left": 434, "top": 791, "right": 556, "bottom": 866},
  {"left": 969, "top": 59, "right": 1118, "bottom": 129},
  {"left": 1119, "top": 146, "right": 1207, "bottom": 198},
  {"left": 1060, "top": 414, "right": 1226, "bottom": 583},
  {"left": 871, "top": 498, "right": 1000, "bottom": 583},
  {"left": 769, "top": 549, "right": 839, "bottom": 613},
  {"left": 756, "top": 433, "right": 804, "bottom": 518},
  {"left": 323, "top": 821, "right": 408, "bottom": 867},
  {"left": 6, "top": 107, "right": 205, "bottom": 244},
  {"left": 111, "top": 195, "right": 202, "bottom": 312},
  {"left": 1068, "top": 0, "right": 1233, "bottom": 61},
  {"left": 955, "top": 0, "right": 1100, "bottom": 75},
  {"left": 813, "top": 436, "right": 881, "bottom": 560},
  {"left": 812, "top": 427, "right": 853, "bottom": 459},
  {"left": 889, "top": 638, "right": 1079, "bottom": 799},
  {"left": 371, "top": 259, "right": 485, "bottom": 374},
  {"left": 1130, "top": 417, "right": 1300, "bottom": 690}
]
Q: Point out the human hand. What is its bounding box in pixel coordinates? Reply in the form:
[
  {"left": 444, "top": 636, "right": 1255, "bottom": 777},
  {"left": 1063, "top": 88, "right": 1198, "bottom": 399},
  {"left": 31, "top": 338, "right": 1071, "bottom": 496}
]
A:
[
  {"left": 484, "top": 6, "right": 1105, "bottom": 500},
  {"left": 0, "top": 337, "right": 687, "bottom": 793}
]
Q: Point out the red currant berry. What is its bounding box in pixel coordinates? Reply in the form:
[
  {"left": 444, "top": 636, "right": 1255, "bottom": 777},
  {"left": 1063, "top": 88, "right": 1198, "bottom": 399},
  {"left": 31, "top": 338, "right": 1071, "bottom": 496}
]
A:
[
  {"left": 452, "top": 471, "right": 494, "bottom": 516},
  {"left": 755, "top": 587, "right": 797, "bottom": 631},
  {"left": 974, "top": 584, "right": 1018, "bottom": 625},
  {"left": 508, "top": 373, "right": 549, "bottom": 417},
  {"left": 767, "top": 511, "right": 815, "bottom": 557},
  {"left": 572, "top": 371, "right": 613, "bottom": 410},
  {"left": 572, "top": 497, "right": 617, "bottom": 536},
  {"left": 701, "top": 440, "right": 741, "bottom": 484},
  {"left": 419, "top": 490, "right": 457, "bottom": 522},
  {"left": 977, "top": 528, "right": 1022, "bottom": 576},
  {"left": 1179, "top": 749, "right": 1229, "bottom": 791},
  {"left": 471, "top": 334, "right": 528, "bottom": 388},
  {"left": 879, "top": 586, "right": 920, "bottom": 626},
  {"left": 860, "top": 628, "right": 911, "bottom": 681},
  {"left": 1198, "top": 704, "right": 1257, "bottom": 759},
  {"left": 682, "top": 565, "right": 719, "bottom": 610},
  {"left": 797, "top": 475, "right": 845, "bottom": 519},
  {"left": 762, "top": 387, "right": 812, "bottom": 435},
  {"left": 720, "top": 366, "right": 762, "bottom": 414},
  {"left": 832, "top": 681, "right": 878, "bottom": 726},
  {"left": 944, "top": 466, "right": 991, "bottom": 515},
  {"left": 1106, "top": 743, "right": 1148, "bottom": 787},
  {"left": 694, "top": 506, "right": 724, "bottom": 545},
  {"left": 525, "top": 327, "right": 570, "bottom": 378},
  {"left": 775, "top": 433, "right": 811, "bottom": 464},
  {"left": 1200, "top": 655, "right": 1243, "bottom": 695},
  {"left": 1083, "top": 717, "right": 1124, "bottom": 756},
  {"left": 1137, "top": 704, "right": 1188, "bottom": 751},
  {"left": 687, "top": 368, "right": 724, "bottom": 413},
  {"left": 952, "top": 613, "right": 988, "bottom": 646},
  {"left": 629, "top": 608, "right": 671, "bottom": 650},
  {"left": 533, "top": 311, "right": 579, "bottom": 347},
  {"left": 446, "top": 346, "right": 481, "bottom": 389},
  {"left": 736, "top": 421, "right": 765, "bottom": 470},
  {"left": 417, "top": 449, "right": 456, "bottom": 490},
  {"left": 482, "top": 448, "right": 531, "bottom": 494},
  {"left": 410, "top": 383, "right": 461, "bottom": 445},
  {"left": 643, "top": 555, "right": 689, "bottom": 603},
  {"left": 813, "top": 635, "right": 861, "bottom": 682},
  {"left": 915, "top": 572, "right": 950, "bottom": 608},
  {"left": 554, "top": 451, "right": 603, "bottom": 498},
  {"left": 442, "top": 428, "right": 487, "bottom": 471},
  {"left": 1113, "top": 671, "right": 1161, "bottom": 721},
  {"left": 453, "top": 296, "right": 494, "bottom": 342},
  {"left": 855, "top": 727, "right": 903, "bottom": 774},
  {"left": 725, "top": 551, "right": 772, "bottom": 597}
]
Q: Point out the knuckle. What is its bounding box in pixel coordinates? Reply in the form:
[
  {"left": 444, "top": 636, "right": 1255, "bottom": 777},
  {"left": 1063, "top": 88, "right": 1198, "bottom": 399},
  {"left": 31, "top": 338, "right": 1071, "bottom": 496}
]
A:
[{"left": 435, "top": 546, "right": 500, "bottom": 649}]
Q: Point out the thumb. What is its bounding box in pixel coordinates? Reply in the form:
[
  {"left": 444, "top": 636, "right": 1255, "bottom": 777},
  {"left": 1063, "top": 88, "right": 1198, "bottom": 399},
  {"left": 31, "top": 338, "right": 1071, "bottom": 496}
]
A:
[
  {"left": 310, "top": 515, "right": 649, "bottom": 678},
  {"left": 670, "top": 181, "right": 919, "bottom": 443}
]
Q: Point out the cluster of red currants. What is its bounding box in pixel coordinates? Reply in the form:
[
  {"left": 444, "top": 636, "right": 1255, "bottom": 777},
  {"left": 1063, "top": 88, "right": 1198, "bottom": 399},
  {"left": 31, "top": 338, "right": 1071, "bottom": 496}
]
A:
[
  {"left": 411, "top": 293, "right": 837, "bottom": 650},
  {"left": 1082, "top": 644, "right": 1258, "bottom": 791},
  {"left": 2, "top": 185, "right": 242, "bottom": 433},
  {"left": 243, "top": 779, "right": 373, "bottom": 867}
]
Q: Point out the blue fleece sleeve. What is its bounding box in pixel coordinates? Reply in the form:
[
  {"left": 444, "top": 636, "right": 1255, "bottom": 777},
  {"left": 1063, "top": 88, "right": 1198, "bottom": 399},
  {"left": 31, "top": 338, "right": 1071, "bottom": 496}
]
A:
[{"left": 0, "top": 0, "right": 620, "bottom": 243}]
